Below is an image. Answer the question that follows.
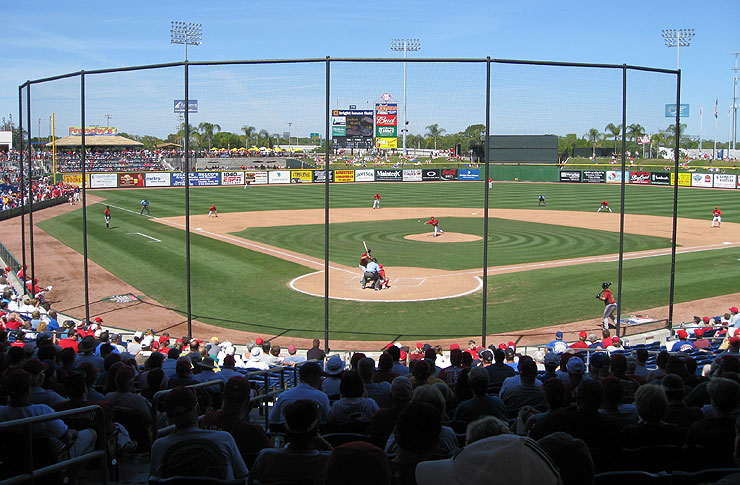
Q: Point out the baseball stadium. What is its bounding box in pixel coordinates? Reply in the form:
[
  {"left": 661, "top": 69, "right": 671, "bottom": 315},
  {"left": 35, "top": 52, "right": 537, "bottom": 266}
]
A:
[{"left": 6, "top": 57, "right": 739, "bottom": 351}]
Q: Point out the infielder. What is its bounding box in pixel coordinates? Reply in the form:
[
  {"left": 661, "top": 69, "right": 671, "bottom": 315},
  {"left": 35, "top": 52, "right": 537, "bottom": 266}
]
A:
[
  {"left": 597, "top": 200, "right": 612, "bottom": 213},
  {"left": 597, "top": 282, "right": 617, "bottom": 330},
  {"left": 208, "top": 204, "right": 218, "bottom": 218},
  {"left": 425, "top": 216, "right": 444, "bottom": 237},
  {"left": 712, "top": 206, "right": 722, "bottom": 228},
  {"left": 538, "top": 195, "right": 546, "bottom": 206},
  {"left": 104, "top": 205, "right": 111, "bottom": 229},
  {"left": 373, "top": 192, "right": 381, "bottom": 209},
  {"left": 140, "top": 198, "right": 150, "bottom": 215}
]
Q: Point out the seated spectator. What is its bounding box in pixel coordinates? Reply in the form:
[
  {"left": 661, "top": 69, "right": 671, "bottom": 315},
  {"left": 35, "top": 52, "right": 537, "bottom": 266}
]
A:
[
  {"left": 569, "top": 331, "right": 590, "bottom": 349},
  {"left": 662, "top": 373, "right": 704, "bottom": 427},
  {"left": 369, "top": 376, "right": 413, "bottom": 448},
  {"left": 388, "top": 401, "right": 443, "bottom": 484},
  {"left": 77, "top": 362, "right": 104, "bottom": 401},
  {"left": 24, "top": 358, "right": 66, "bottom": 406},
  {"left": 323, "top": 441, "right": 392, "bottom": 485},
  {"left": 306, "top": 338, "right": 326, "bottom": 363},
  {"left": 465, "top": 415, "right": 510, "bottom": 445},
  {"left": 693, "top": 328, "right": 711, "bottom": 350},
  {"left": 200, "top": 376, "right": 273, "bottom": 466},
  {"left": 539, "top": 353, "right": 559, "bottom": 383},
  {"left": 686, "top": 377, "right": 740, "bottom": 465},
  {"left": 546, "top": 331, "right": 568, "bottom": 354},
  {"left": 599, "top": 376, "right": 638, "bottom": 426},
  {"left": 486, "top": 348, "right": 516, "bottom": 387},
  {"left": 634, "top": 348, "right": 650, "bottom": 379},
  {"left": 149, "top": 387, "right": 247, "bottom": 482},
  {"left": 537, "top": 432, "right": 594, "bottom": 485},
  {"left": 284, "top": 344, "right": 306, "bottom": 366},
  {"left": 609, "top": 354, "right": 641, "bottom": 403},
  {"left": 453, "top": 366, "right": 507, "bottom": 425},
  {"left": 0, "top": 369, "right": 97, "bottom": 458},
  {"left": 162, "top": 348, "right": 180, "bottom": 377},
  {"left": 671, "top": 329, "right": 695, "bottom": 352},
  {"left": 249, "top": 399, "right": 331, "bottom": 484},
  {"left": 76, "top": 335, "right": 104, "bottom": 371},
  {"left": 216, "top": 355, "right": 243, "bottom": 382},
  {"left": 168, "top": 358, "right": 197, "bottom": 388},
  {"left": 101, "top": 366, "right": 153, "bottom": 425},
  {"left": 268, "top": 362, "right": 330, "bottom": 427},
  {"left": 373, "top": 352, "right": 399, "bottom": 384},
  {"left": 415, "top": 434, "right": 561, "bottom": 485},
  {"left": 500, "top": 359, "right": 546, "bottom": 418},
  {"left": 647, "top": 350, "right": 669, "bottom": 382},
  {"left": 516, "top": 378, "right": 568, "bottom": 436},
  {"left": 621, "top": 383, "right": 686, "bottom": 447},
  {"left": 437, "top": 347, "right": 464, "bottom": 386},
  {"left": 358, "top": 357, "right": 391, "bottom": 408},
  {"left": 387, "top": 345, "right": 409, "bottom": 375},
  {"left": 141, "top": 368, "right": 167, "bottom": 401},
  {"left": 326, "top": 370, "right": 379, "bottom": 428},
  {"left": 321, "top": 355, "right": 345, "bottom": 398},
  {"left": 263, "top": 345, "right": 284, "bottom": 367},
  {"left": 409, "top": 360, "right": 443, "bottom": 388}
]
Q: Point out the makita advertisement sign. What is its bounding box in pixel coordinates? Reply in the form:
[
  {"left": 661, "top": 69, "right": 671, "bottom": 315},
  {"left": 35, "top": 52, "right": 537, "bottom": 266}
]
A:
[
  {"left": 375, "top": 169, "right": 402, "bottom": 181},
  {"left": 440, "top": 169, "right": 458, "bottom": 181},
  {"left": 422, "top": 169, "right": 440, "bottom": 181},
  {"left": 629, "top": 171, "right": 650, "bottom": 185},
  {"left": 651, "top": 172, "right": 671, "bottom": 185}
]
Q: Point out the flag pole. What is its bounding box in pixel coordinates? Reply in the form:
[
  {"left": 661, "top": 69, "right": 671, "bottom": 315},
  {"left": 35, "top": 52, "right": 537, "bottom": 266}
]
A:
[{"left": 714, "top": 98, "right": 718, "bottom": 160}]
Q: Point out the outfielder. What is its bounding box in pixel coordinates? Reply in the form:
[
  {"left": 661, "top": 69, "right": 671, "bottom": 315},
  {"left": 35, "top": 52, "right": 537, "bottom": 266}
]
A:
[
  {"left": 712, "top": 206, "right": 722, "bottom": 228},
  {"left": 373, "top": 192, "right": 381, "bottom": 209},
  {"left": 597, "top": 200, "right": 612, "bottom": 213},
  {"left": 104, "top": 205, "right": 111, "bottom": 229},
  {"left": 425, "top": 216, "right": 444, "bottom": 237},
  {"left": 597, "top": 282, "right": 617, "bottom": 330},
  {"left": 538, "top": 195, "right": 546, "bottom": 206},
  {"left": 488, "top": 178, "right": 493, "bottom": 189}
]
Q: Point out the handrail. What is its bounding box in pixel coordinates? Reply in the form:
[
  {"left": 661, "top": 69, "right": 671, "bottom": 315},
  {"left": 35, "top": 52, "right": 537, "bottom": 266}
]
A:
[
  {"left": 0, "top": 405, "right": 108, "bottom": 485},
  {"left": 150, "top": 379, "right": 225, "bottom": 439}
]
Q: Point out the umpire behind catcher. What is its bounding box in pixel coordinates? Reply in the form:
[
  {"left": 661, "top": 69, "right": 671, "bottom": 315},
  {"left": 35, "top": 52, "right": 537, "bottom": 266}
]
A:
[{"left": 363, "top": 258, "right": 382, "bottom": 290}]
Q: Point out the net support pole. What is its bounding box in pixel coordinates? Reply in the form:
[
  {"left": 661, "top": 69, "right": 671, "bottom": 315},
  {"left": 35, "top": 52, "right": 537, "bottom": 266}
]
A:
[
  {"left": 81, "top": 71, "right": 90, "bottom": 323},
  {"left": 616, "top": 65, "right": 627, "bottom": 337},
  {"left": 184, "top": 60, "right": 193, "bottom": 338},
  {"left": 18, "top": 86, "right": 26, "bottom": 292},
  {"left": 667, "top": 69, "right": 681, "bottom": 329},
  {"left": 324, "top": 56, "right": 331, "bottom": 353},
  {"left": 27, "top": 85, "right": 35, "bottom": 291},
  {"left": 481, "top": 57, "right": 491, "bottom": 347}
]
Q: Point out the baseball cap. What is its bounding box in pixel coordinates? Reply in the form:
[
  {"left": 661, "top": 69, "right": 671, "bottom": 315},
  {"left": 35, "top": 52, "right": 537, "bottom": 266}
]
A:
[
  {"left": 579, "top": 331, "right": 588, "bottom": 339},
  {"left": 703, "top": 316, "right": 711, "bottom": 324},
  {"left": 449, "top": 343, "right": 460, "bottom": 350},
  {"left": 555, "top": 331, "right": 564, "bottom": 339},
  {"left": 415, "top": 434, "right": 560, "bottom": 485},
  {"left": 677, "top": 329, "right": 688, "bottom": 339},
  {"left": 223, "top": 355, "right": 236, "bottom": 367},
  {"left": 612, "top": 336, "right": 620, "bottom": 344},
  {"left": 566, "top": 357, "right": 585, "bottom": 375},
  {"left": 730, "top": 307, "right": 739, "bottom": 313},
  {"left": 498, "top": 343, "right": 508, "bottom": 350},
  {"left": 588, "top": 334, "right": 598, "bottom": 342},
  {"left": 165, "top": 387, "right": 197, "bottom": 416},
  {"left": 288, "top": 344, "right": 297, "bottom": 353},
  {"left": 223, "top": 376, "right": 251, "bottom": 400},
  {"left": 730, "top": 337, "right": 740, "bottom": 345},
  {"left": 694, "top": 328, "right": 704, "bottom": 337},
  {"left": 94, "top": 317, "right": 103, "bottom": 323},
  {"left": 544, "top": 353, "right": 560, "bottom": 366},
  {"left": 255, "top": 338, "right": 263, "bottom": 345},
  {"left": 505, "top": 347, "right": 515, "bottom": 359}
]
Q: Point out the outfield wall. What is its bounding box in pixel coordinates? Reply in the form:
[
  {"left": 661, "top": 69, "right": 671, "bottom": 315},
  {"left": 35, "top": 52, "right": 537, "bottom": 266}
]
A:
[{"left": 59, "top": 168, "right": 740, "bottom": 190}]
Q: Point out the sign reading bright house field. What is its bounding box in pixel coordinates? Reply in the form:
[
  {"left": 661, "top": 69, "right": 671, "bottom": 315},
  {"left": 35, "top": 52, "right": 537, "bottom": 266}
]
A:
[{"left": 332, "top": 109, "right": 373, "bottom": 149}]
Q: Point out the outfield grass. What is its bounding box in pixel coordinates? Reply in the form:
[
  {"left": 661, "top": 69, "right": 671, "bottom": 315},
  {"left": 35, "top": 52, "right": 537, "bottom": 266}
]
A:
[{"left": 36, "top": 181, "right": 740, "bottom": 340}]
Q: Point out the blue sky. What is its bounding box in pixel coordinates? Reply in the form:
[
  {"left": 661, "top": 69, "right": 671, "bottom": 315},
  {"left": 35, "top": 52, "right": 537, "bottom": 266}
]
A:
[{"left": 2, "top": 0, "right": 738, "bottom": 142}]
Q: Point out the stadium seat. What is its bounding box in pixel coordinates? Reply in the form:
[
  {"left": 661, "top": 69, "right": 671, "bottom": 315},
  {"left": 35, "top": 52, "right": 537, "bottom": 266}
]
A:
[
  {"left": 158, "top": 439, "right": 228, "bottom": 480},
  {"left": 669, "top": 468, "right": 740, "bottom": 484},
  {"left": 320, "top": 433, "right": 372, "bottom": 447},
  {"left": 594, "top": 470, "right": 670, "bottom": 485}
]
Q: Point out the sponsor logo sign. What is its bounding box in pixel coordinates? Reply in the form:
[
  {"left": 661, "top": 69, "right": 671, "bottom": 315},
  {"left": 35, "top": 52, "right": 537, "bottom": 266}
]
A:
[
  {"left": 333, "top": 109, "right": 374, "bottom": 117},
  {"left": 559, "top": 170, "right": 581, "bottom": 183},
  {"left": 375, "top": 114, "right": 397, "bottom": 126},
  {"left": 145, "top": 172, "right": 171, "bottom": 187},
  {"left": 422, "top": 169, "right": 440, "bottom": 181},
  {"left": 221, "top": 171, "right": 244, "bottom": 185},
  {"left": 310, "top": 132, "right": 320, "bottom": 139},
  {"left": 650, "top": 172, "right": 671, "bottom": 185},
  {"left": 354, "top": 169, "right": 375, "bottom": 182},
  {"left": 606, "top": 171, "right": 626, "bottom": 183},
  {"left": 245, "top": 171, "right": 268, "bottom": 185},
  {"left": 313, "top": 170, "right": 334, "bottom": 183},
  {"left": 62, "top": 174, "right": 89, "bottom": 187},
  {"left": 268, "top": 170, "right": 291, "bottom": 184},
  {"left": 441, "top": 168, "right": 458, "bottom": 181},
  {"left": 375, "top": 169, "right": 402, "bottom": 182},
  {"left": 375, "top": 137, "right": 397, "bottom": 149},
  {"left": 173, "top": 100, "right": 198, "bottom": 113},
  {"left": 172, "top": 172, "right": 220, "bottom": 186},
  {"left": 90, "top": 173, "right": 118, "bottom": 188},
  {"left": 582, "top": 170, "right": 606, "bottom": 183},
  {"left": 403, "top": 169, "right": 422, "bottom": 182},
  {"left": 375, "top": 102, "right": 397, "bottom": 115},
  {"left": 458, "top": 169, "right": 480, "bottom": 181},
  {"left": 69, "top": 126, "right": 119, "bottom": 136},
  {"left": 665, "top": 104, "right": 690, "bottom": 117},
  {"left": 629, "top": 171, "right": 650, "bottom": 185},
  {"left": 375, "top": 126, "right": 397, "bottom": 137},
  {"left": 691, "top": 173, "right": 713, "bottom": 188},
  {"left": 290, "top": 170, "right": 313, "bottom": 183},
  {"left": 673, "top": 172, "right": 691, "bottom": 187},
  {"left": 118, "top": 173, "right": 145, "bottom": 187},
  {"left": 713, "top": 174, "right": 736, "bottom": 188},
  {"left": 637, "top": 135, "right": 652, "bottom": 144},
  {"left": 334, "top": 170, "right": 355, "bottom": 183},
  {"left": 332, "top": 126, "right": 346, "bottom": 136}
]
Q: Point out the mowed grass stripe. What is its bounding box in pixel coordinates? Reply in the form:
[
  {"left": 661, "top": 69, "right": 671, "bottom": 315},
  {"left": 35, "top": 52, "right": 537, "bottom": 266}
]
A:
[{"left": 235, "top": 218, "right": 672, "bottom": 270}]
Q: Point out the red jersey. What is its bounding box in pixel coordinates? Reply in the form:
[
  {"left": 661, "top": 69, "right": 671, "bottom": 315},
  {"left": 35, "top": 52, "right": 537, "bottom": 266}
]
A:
[
  {"left": 104, "top": 208, "right": 110, "bottom": 217},
  {"left": 209, "top": 205, "right": 216, "bottom": 211},
  {"left": 601, "top": 201, "right": 608, "bottom": 206},
  {"left": 425, "top": 218, "right": 439, "bottom": 227},
  {"left": 601, "top": 288, "right": 615, "bottom": 306},
  {"left": 569, "top": 341, "right": 589, "bottom": 349},
  {"left": 713, "top": 209, "right": 722, "bottom": 217},
  {"left": 374, "top": 193, "right": 381, "bottom": 200},
  {"left": 360, "top": 252, "right": 371, "bottom": 267}
]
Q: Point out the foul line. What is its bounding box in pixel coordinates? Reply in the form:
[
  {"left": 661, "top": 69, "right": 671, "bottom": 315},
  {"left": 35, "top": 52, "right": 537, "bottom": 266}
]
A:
[{"left": 130, "top": 232, "right": 161, "bottom": 243}]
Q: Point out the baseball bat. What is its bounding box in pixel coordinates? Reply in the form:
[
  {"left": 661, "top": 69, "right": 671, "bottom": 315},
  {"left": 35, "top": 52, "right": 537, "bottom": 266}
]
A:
[{"left": 363, "top": 241, "right": 368, "bottom": 253}]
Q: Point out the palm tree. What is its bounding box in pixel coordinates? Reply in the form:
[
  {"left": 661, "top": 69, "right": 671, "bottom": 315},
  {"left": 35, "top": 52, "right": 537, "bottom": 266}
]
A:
[
  {"left": 257, "top": 129, "right": 270, "bottom": 147},
  {"left": 587, "top": 128, "right": 601, "bottom": 158},
  {"left": 241, "top": 125, "right": 255, "bottom": 147},
  {"left": 604, "top": 123, "right": 622, "bottom": 152},
  {"left": 627, "top": 124, "right": 646, "bottom": 147},
  {"left": 666, "top": 123, "right": 687, "bottom": 147},
  {"left": 198, "top": 122, "right": 221, "bottom": 149},
  {"left": 425, "top": 124, "right": 446, "bottom": 150}
]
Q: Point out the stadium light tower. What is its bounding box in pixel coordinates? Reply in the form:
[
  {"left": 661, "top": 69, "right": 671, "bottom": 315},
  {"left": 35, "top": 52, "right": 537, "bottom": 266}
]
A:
[
  {"left": 661, "top": 28, "right": 695, "bottom": 70},
  {"left": 170, "top": 21, "right": 202, "bottom": 62},
  {"left": 391, "top": 38, "right": 421, "bottom": 156}
]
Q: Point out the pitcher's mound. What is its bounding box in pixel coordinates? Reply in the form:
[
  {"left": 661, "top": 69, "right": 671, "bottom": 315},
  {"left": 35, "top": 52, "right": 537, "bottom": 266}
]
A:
[{"left": 404, "top": 232, "right": 482, "bottom": 242}]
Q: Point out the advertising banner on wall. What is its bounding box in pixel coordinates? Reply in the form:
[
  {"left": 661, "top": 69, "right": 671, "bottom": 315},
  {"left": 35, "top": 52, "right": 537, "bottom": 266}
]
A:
[
  {"left": 334, "top": 170, "right": 355, "bottom": 183},
  {"left": 145, "top": 172, "right": 172, "bottom": 187},
  {"left": 221, "top": 171, "right": 244, "bottom": 185},
  {"left": 354, "top": 169, "right": 375, "bottom": 182},
  {"left": 245, "top": 171, "right": 268, "bottom": 185},
  {"left": 375, "top": 169, "right": 402, "bottom": 181},
  {"left": 403, "top": 169, "right": 422, "bottom": 182},
  {"left": 672, "top": 173, "right": 692, "bottom": 186},
  {"left": 375, "top": 114, "right": 397, "bottom": 126},
  {"left": 713, "top": 174, "right": 737, "bottom": 188},
  {"left": 119, "top": 173, "right": 145, "bottom": 187},
  {"left": 458, "top": 169, "right": 480, "bottom": 181},
  {"left": 313, "top": 170, "right": 334, "bottom": 183},
  {"left": 376, "top": 126, "right": 397, "bottom": 138},
  {"left": 582, "top": 171, "right": 606, "bottom": 183},
  {"left": 375, "top": 103, "right": 397, "bottom": 115},
  {"left": 375, "top": 137, "right": 398, "bottom": 149},
  {"left": 606, "top": 171, "right": 626, "bottom": 183},
  {"left": 290, "top": 170, "right": 312, "bottom": 183},
  {"left": 629, "top": 171, "right": 651, "bottom": 185},
  {"left": 650, "top": 172, "right": 671, "bottom": 185},
  {"left": 691, "top": 173, "right": 713, "bottom": 187},
  {"left": 559, "top": 170, "right": 581, "bottom": 182},
  {"left": 422, "top": 169, "right": 440, "bottom": 181},
  {"left": 332, "top": 109, "right": 373, "bottom": 149},
  {"left": 172, "top": 172, "right": 220, "bottom": 186},
  {"left": 268, "top": 170, "right": 291, "bottom": 184},
  {"left": 441, "top": 168, "right": 458, "bottom": 181},
  {"left": 69, "top": 126, "right": 119, "bottom": 136},
  {"left": 62, "top": 174, "right": 89, "bottom": 187},
  {"left": 90, "top": 173, "right": 118, "bottom": 188}
]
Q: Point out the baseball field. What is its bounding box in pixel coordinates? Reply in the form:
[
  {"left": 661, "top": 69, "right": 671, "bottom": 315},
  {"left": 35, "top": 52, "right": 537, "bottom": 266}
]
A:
[{"left": 29, "top": 180, "right": 740, "bottom": 343}]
